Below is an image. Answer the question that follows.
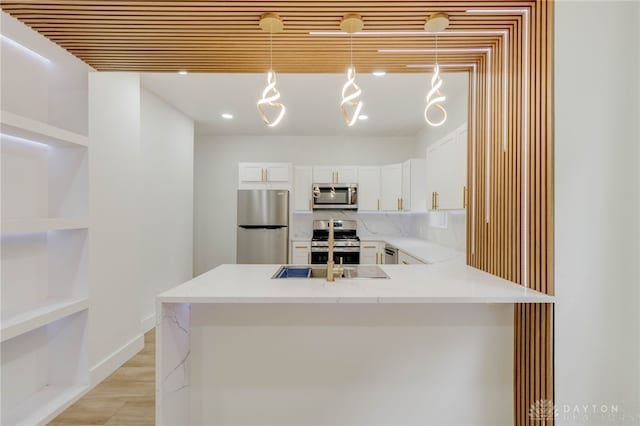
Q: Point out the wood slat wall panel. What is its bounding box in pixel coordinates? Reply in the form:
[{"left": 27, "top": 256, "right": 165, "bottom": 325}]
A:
[
  {"left": 1, "top": 0, "right": 528, "bottom": 73},
  {"left": 463, "top": 2, "right": 553, "bottom": 425},
  {"left": 1, "top": 1, "right": 553, "bottom": 423}
]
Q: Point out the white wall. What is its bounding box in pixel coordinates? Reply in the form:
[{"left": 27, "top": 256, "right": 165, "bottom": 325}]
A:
[
  {"left": 140, "top": 89, "right": 194, "bottom": 330},
  {"left": 0, "top": 12, "right": 90, "bottom": 134},
  {"left": 194, "top": 135, "right": 417, "bottom": 275},
  {"left": 88, "top": 72, "right": 144, "bottom": 383},
  {"left": 555, "top": 2, "right": 640, "bottom": 424}
]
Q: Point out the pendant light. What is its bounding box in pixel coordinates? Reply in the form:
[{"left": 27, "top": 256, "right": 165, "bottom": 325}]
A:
[
  {"left": 339, "top": 14, "right": 364, "bottom": 127},
  {"left": 257, "top": 13, "right": 286, "bottom": 127},
  {"left": 424, "top": 13, "right": 450, "bottom": 127}
]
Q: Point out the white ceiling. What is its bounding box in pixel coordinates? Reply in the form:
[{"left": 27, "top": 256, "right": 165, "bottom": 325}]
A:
[{"left": 141, "top": 72, "right": 469, "bottom": 137}]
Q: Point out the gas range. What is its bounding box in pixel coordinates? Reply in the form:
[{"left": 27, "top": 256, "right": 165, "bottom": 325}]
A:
[{"left": 310, "top": 220, "right": 360, "bottom": 264}]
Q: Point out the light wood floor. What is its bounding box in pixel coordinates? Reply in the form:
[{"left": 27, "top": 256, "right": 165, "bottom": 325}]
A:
[{"left": 49, "top": 330, "right": 156, "bottom": 426}]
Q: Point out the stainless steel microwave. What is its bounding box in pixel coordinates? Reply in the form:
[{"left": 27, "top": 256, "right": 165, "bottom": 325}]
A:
[{"left": 312, "top": 183, "right": 358, "bottom": 210}]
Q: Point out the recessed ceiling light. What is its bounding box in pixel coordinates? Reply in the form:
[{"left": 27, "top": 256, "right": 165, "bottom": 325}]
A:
[
  {"left": 372, "top": 71, "right": 386, "bottom": 76},
  {"left": 221, "top": 113, "right": 233, "bottom": 119},
  {"left": 358, "top": 114, "right": 369, "bottom": 120},
  {"left": 178, "top": 70, "right": 188, "bottom": 75}
]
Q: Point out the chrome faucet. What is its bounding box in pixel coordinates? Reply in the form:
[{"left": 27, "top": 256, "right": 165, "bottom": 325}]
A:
[{"left": 326, "top": 219, "right": 344, "bottom": 282}]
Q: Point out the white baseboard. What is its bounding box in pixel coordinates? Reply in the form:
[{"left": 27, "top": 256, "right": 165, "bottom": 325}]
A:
[
  {"left": 89, "top": 333, "right": 144, "bottom": 386},
  {"left": 141, "top": 313, "right": 156, "bottom": 333}
]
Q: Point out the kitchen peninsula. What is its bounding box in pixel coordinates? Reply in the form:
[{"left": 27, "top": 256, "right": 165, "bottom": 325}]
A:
[{"left": 156, "top": 261, "right": 553, "bottom": 426}]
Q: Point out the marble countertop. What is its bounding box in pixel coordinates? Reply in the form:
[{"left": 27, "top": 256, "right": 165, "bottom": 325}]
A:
[
  {"left": 157, "top": 261, "right": 554, "bottom": 304},
  {"left": 375, "top": 237, "right": 463, "bottom": 264}
]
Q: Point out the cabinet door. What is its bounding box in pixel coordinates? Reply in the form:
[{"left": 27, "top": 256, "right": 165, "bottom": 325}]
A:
[
  {"left": 380, "top": 164, "right": 402, "bottom": 211},
  {"left": 291, "top": 242, "right": 311, "bottom": 264},
  {"left": 425, "top": 148, "right": 438, "bottom": 210},
  {"left": 402, "top": 161, "right": 411, "bottom": 211},
  {"left": 357, "top": 167, "right": 381, "bottom": 211},
  {"left": 293, "top": 166, "right": 313, "bottom": 211},
  {"left": 451, "top": 128, "right": 468, "bottom": 209},
  {"left": 335, "top": 166, "right": 358, "bottom": 183},
  {"left": 398, "top": 250, "right": 425, "bottom": 264},
  {"left": 239, "top": 164, "right": 265, "bottom": 184},
  {"left": 426, "top": 139, "right": 447, "bottom": 209},
  {"left": 312, "top": 166, "right": 334, "bottom": 184},
  {"left": 360, "top": 244, "right": 378, "bottom": 264},
  {"left": 266, "top": 164, "right": 290, "bottom": 182}
]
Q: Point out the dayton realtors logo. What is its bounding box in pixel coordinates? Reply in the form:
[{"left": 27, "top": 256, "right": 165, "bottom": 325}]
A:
[{"left": 529, "top": 400, "right": 627, "bottom": 422}]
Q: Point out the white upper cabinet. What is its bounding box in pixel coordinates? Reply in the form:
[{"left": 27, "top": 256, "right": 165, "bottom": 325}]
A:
[
  {"left": 379, "top": 161, "right": 426, "bottom": 212},
  {"left": 402, "top": 159, "right": 427, "bottom": 212},
  {"left": 357, "top": 166, "right": 381, "bottom": 211},
  {"left": 380, "top": 164, "right": 402, "bottom": 211},
  {"left": 293, "top": 166, "right": 313, "bottom": 211},
  {"left": 334, "top": 166, "right": 358, "bottom": 184},
  {"left": 238, "top": 162, "right": 292, "bottom": 189},
  {"left": 312, "top": 166, "right": 358, "bottom": 184},
  {"left": 425, "top": 124, "right": 468, "bottom": 210}
]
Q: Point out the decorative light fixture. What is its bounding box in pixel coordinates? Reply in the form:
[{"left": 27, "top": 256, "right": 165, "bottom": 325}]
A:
[
  {"left": 372, "top": 70, "right": 386, "bottom": 76},
  {"left": 221, "top": 113, "right": 233, "bottom": 119},
  {"left": 423, "top": 13, "right": 449, "bottom": 127},
  {"left": 339, "top": 14, "right": 364, "bottom": 127},
  {"left": 257, "top": 13, "right": 286, "bottom": 127}
]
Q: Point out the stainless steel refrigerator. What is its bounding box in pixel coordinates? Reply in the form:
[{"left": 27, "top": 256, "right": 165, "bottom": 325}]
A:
[{"left": 236, "top": 189, "right": 289, "bottom": 264}]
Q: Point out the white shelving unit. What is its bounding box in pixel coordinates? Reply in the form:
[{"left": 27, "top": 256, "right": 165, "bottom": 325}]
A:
[
  {"left": 1, "top": 311, "right": 89, "bottom": 426},
  {"left": 1, "top": 111, "right": 89, "bottom": 426}
]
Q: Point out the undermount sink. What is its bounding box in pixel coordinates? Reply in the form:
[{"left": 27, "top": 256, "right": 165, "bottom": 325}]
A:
[{"left": 272, "top": 265, "right": 389, "bottom": 279}]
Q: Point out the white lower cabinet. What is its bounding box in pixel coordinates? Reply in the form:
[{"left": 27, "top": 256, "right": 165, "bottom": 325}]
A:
[
  {"left": 291, "top": 241, "right": 311, "bottom": 264},
  {"left": 360, "top": 241, "right": 385, "bottom": 264},
  {"left": 398, "top": 250, "right": 425, "bottom": 265}
]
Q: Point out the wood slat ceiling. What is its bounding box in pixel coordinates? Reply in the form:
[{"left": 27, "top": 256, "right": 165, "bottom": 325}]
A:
[{"left": 1, "top": 0, "right": 534, "bottom": 72}]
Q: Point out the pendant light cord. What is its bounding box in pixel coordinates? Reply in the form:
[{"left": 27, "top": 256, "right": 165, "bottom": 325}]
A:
[
  {"left": 435, "top": 34, "right": 439, "bottom": 65},
  {"left": 269, "top": 25, "right": 273, "bottom": 71},
  {"left": 350, "top": 34, "right": 353, "bottom": 67}
]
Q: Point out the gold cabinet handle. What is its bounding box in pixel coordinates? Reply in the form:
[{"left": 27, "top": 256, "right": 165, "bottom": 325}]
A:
[
  {"left": 397, "top": 198, "right": 400, "bottom": 211},
  {"left": 308, "top": 199, "right": 312, "bottom": 210},
  {"left": 295, "top": 245, "right": 308, "bottom": 249},
  {"left": 400, "top": 198, "right": 404, "bottom": 210},
  {"left": 307, "top": 252, "right": 311, "bottom": 264},
  {"left": 377, "top": 199, "right": 380, "bottom": 211},
  {"left": 463, "top": 186, "right": 468, "bottom": 208},
  {"left": 376, "top": 253, "right": 379, "bottom": 264},
  {"left": 336, "top": 171, "right": 339, "bottom": 182},
  {"left": 435, "top": 192, "right": 439, "bottom": 209},
  {"left": 264, "top": 168, "right": 268, "bottom": 182},
  {"left": 261, "top": 168, "right": 265, "bottom": 182},
  {"left": 363, "top": 245, "right": 376, "bottom": 249}
]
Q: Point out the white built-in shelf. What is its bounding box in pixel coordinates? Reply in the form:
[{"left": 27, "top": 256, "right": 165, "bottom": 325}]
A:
[
  {"left": 2, "top": 384, "right": 89, "bottom": 426},
  {"left": 0, "top": 110, "right": 88, "bottom": 148},
  {"left": 1, "top": 217, "right": 88, "bottom": 234},
  {"left": 1, "top": 298, "right": 89, "bottom": 343}
]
